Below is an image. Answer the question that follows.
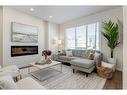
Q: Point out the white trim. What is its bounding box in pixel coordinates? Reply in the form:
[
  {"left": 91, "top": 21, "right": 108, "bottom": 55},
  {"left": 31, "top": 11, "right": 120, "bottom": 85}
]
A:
[{"left": 65, "top": 22, "right": 100, "bottom": 50}]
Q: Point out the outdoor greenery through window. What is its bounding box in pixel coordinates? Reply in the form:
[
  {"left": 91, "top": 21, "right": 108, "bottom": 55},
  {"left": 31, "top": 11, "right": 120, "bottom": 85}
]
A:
[{"left": 65, "top": 22, "right": 99, "bottom": 50}]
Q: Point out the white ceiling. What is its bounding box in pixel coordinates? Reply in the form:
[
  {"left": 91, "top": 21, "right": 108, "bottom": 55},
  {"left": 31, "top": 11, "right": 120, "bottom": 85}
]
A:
[{"left": 10, "top": 6, "right": 119, "bottom": 24}]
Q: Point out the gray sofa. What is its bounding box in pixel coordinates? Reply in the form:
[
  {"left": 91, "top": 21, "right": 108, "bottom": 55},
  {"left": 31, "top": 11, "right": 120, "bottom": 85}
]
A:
[{"left": 53, "top": 49, "right": 102, "bottom": 77}]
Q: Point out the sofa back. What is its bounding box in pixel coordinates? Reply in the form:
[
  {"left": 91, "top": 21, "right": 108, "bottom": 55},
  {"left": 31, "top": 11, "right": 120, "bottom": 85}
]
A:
[
  {"left": 63, "top": 49, "right": 102, "bottom": 58},
  {"left": 72, "top": 50, "right": 85, "bottom": 57}
]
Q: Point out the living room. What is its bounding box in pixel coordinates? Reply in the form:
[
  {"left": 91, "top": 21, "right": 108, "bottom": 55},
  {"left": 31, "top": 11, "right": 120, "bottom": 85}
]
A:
[{"left": 0, "top": 5, "right": 125, "bottom": 90}]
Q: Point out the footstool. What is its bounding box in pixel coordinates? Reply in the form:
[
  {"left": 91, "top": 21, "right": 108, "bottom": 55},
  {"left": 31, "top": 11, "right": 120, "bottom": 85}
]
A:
[{"left": 70, "top": 59, "right": 95, "bottom": 77}]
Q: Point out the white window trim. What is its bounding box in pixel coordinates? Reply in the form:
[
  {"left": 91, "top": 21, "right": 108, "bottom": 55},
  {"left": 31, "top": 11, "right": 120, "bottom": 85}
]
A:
[{"left": 65, "top": 22, "right": 100, "bottom": 50}]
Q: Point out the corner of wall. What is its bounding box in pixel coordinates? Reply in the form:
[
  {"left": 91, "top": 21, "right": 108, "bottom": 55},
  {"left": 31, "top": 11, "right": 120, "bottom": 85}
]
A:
[{"left": 0, "top": 7, "right": 3, "bottom": 67}]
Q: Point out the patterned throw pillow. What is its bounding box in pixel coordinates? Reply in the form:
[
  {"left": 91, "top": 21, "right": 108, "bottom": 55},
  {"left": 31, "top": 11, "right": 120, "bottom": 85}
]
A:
[
  {"left": 82, "top": 50, "right": 91, "bottom": 58},
  {"left": 88, "top": 53, "right": 94, "bottom": 60},
  {"left": 66, "top": 50, "right": 73, "bottom": 57}
]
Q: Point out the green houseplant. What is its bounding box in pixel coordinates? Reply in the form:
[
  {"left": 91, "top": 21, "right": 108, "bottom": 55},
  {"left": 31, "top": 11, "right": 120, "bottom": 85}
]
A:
[{"left": 102, "top": 20, "right": 120, "bottom": 63}]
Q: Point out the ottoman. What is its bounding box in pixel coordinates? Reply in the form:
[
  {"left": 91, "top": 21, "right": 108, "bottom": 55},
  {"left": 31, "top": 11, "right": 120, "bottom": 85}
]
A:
[{"left": 70, "top": 59, "right": 95, "bottom": 77}]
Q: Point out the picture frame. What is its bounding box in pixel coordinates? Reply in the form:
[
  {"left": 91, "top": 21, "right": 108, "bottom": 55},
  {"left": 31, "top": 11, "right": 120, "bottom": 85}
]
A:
[{"left": 11, "top": 22, "right": 38, "bottom": 43}]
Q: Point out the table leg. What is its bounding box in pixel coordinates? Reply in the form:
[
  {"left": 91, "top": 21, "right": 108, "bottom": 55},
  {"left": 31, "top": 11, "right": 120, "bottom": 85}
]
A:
[
  {"left": 28, "top": 65, "right": 30, "bottom": 74},
  {"left": 40, "top": 69, "right": 41, "bottom": 81},
  {"left": 61, "top": 63, "right": 62, "bottom": 72}
]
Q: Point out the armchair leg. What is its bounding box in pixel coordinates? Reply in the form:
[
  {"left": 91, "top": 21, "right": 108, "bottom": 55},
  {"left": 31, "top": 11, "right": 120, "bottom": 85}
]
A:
[
  {"left": 73, "top": 69, "right": 75, "bottom": 73},
  {"left": 86, "top": 73, "right": 88, "bottom": 77}
]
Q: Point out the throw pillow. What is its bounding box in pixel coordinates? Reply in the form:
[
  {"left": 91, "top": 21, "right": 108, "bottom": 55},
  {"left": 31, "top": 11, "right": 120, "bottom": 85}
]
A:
[
  {"left": 66, "top": 50, "right": 73, "bottom": 57},
  {"left": 88, "top": 53, "right": 94, "bottom": 60},
  {"left": 82, "top": 50, "right": 91, "bottom": 58},
  {"left": 101, "top": 61, "right": 115, "bottom": 69},
  {"left": 0, "top": 75, "right": 17, "bottom": 89},
  {"left": 62, "top": 50, "right": 66, "bottom": 56}
]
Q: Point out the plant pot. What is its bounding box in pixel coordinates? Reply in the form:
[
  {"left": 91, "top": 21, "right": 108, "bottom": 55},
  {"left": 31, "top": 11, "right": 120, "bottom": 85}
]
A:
[{"left": 107, "top": 58, "right": 116, "bottom": 64}]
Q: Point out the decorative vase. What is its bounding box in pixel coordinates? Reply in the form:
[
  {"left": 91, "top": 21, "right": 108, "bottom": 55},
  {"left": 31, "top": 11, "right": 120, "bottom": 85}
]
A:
[{"left": 46, "top": 57, "right": 52, "bottom": 64}]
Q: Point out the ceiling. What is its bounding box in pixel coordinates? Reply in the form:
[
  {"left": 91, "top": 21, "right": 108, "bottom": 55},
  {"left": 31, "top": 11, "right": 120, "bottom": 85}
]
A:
[{"left": 10, "top": 6, "right": 119, "bottom": 24}]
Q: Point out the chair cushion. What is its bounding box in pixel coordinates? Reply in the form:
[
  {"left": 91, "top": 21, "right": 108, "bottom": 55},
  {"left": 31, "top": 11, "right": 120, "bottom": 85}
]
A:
[
  {"left": 2, "top": 65, "right": 19, "bottom": 71},
  {"left": 70, "top": 59, "right": 95, "bottom": 69},
  {"left": 0, "top": 75, "right": 17, "bottom": 89},
  {"left": 0, "top": 65, "right": 19, "bottom": 77}
]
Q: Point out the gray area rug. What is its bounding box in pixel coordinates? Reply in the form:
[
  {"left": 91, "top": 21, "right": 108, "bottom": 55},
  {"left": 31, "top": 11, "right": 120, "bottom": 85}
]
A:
[{"left": 20, "top": 64, "right": 106, "bottom": 89}]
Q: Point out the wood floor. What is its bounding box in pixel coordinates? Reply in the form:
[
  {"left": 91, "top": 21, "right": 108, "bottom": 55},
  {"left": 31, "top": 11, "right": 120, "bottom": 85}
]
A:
[{"left": 103, "top": 71, "right": 122, "bottom": 89}]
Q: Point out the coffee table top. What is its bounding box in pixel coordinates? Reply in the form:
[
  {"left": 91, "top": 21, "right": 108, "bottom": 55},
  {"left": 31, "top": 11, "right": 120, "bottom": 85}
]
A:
[{"left": 29, "top": 61, "right": 61, "bottom": 69}]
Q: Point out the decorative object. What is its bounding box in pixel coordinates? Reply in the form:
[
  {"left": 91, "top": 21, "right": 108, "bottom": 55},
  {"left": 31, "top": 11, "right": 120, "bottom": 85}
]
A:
[
  {"left": 35, "top": 50, "right": 52, "bottom": 65},
  {"left": 96, "top": 61, "right": 114, "bottom": 79},
  {"left": 42, "top": 50, "right": 52, "bottom": 60},
  {"left": 35, "top": 60, "right": 46, "bottom": 65},
  {"left": 12, "top": 22, "right": 38, "bottom": 43},
  {"left": 101, "top": 61, "right": 115, "bottom": 69},
  {"left": 107, "top": 58, "right": 116, "bottom": 64},
  {"left": 102, "top": 20, "right": 120, "bottom": 64},
  {"left": 46, "top": 57, "right": 52, "bottom": 64}
]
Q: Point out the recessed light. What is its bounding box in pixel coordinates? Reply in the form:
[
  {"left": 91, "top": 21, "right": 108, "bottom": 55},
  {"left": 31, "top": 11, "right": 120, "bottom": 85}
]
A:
[
  {"left": 30, "top": 8, "right": 34, "bottom": 12},
  {"left": 49, "top": 16, "right": 53, "bottom": 18}
]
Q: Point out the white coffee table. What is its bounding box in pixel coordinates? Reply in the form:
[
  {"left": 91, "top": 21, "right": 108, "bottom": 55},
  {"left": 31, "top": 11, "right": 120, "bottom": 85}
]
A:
[{"left": 28, "top": 61, "right": 62, "bottom": 81}]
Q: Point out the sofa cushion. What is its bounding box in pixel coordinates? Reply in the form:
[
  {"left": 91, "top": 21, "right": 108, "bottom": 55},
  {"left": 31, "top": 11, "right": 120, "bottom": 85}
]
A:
[
  {"left": 59, "top": 56, "right": 77, "bottom": 61},
  {"left": 70, "top": 59, "right": 95, "bottom": 69}
]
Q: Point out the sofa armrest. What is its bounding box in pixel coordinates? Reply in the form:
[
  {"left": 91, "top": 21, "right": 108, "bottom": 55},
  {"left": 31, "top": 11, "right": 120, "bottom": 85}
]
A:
[{"left": 94, "top": 53, "right": 102, "bottom": 65}]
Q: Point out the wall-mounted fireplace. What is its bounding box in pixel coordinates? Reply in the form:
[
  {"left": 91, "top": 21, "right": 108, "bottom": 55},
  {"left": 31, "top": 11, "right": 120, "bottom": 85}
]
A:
[{"left": 11, "top": 46, "right": 38, "bottom": 57}]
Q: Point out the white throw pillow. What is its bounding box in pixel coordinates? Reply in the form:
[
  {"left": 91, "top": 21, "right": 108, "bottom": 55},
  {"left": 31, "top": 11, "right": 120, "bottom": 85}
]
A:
[
  {"left": 66, "top": 50, "right": 73, "bottom": 57},
  {"left": 0, "top": 75, "right": 17, "bottom": 89},
  {"left": 102, "top": 61, "right": 115, "bottom": 69},
  {"left": 94, "top": 52, "right": 100, "bottom": 60}
]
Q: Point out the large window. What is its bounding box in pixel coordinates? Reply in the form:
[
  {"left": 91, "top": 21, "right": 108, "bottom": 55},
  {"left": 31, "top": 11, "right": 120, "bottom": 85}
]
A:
[
  {"left": 65, "top": 28, "right": 75, "bottom": 49},
  {"left": 65, "top": 22, "right": 99, "bottom": 50}
]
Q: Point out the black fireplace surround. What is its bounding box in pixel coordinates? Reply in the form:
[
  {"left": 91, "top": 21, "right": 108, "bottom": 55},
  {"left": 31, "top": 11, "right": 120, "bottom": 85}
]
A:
[{"left": 11, "top": 46, "right": 38, "bottom": 57}]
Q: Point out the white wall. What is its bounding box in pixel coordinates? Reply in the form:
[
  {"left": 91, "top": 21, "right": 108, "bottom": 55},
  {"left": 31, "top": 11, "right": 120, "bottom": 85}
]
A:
[
  {"left": 123, "top": 6, "right": 127, "bottom": 89},
  {"left": 60, "top": 7, "right": 123, "bottom": 71},
  {"left": 0, "top": 7, "right": 3, "bottom": 66},
  {"left": 47, "top": 22, "right": 59, "bottom": 53},
  {"left": 2, "top": 7, "right": 46, "bottom": 67}
]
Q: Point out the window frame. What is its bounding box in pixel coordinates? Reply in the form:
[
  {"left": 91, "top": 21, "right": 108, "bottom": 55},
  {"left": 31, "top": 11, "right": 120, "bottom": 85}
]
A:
[{"left": 65, "top": 22, "right": 99, "bottom": 50}]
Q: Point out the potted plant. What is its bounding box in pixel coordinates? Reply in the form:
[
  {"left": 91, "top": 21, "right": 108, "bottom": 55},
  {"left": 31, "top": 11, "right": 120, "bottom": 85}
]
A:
[{"left": 102, "top": 20, "right": 120, "bottom": 64}]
